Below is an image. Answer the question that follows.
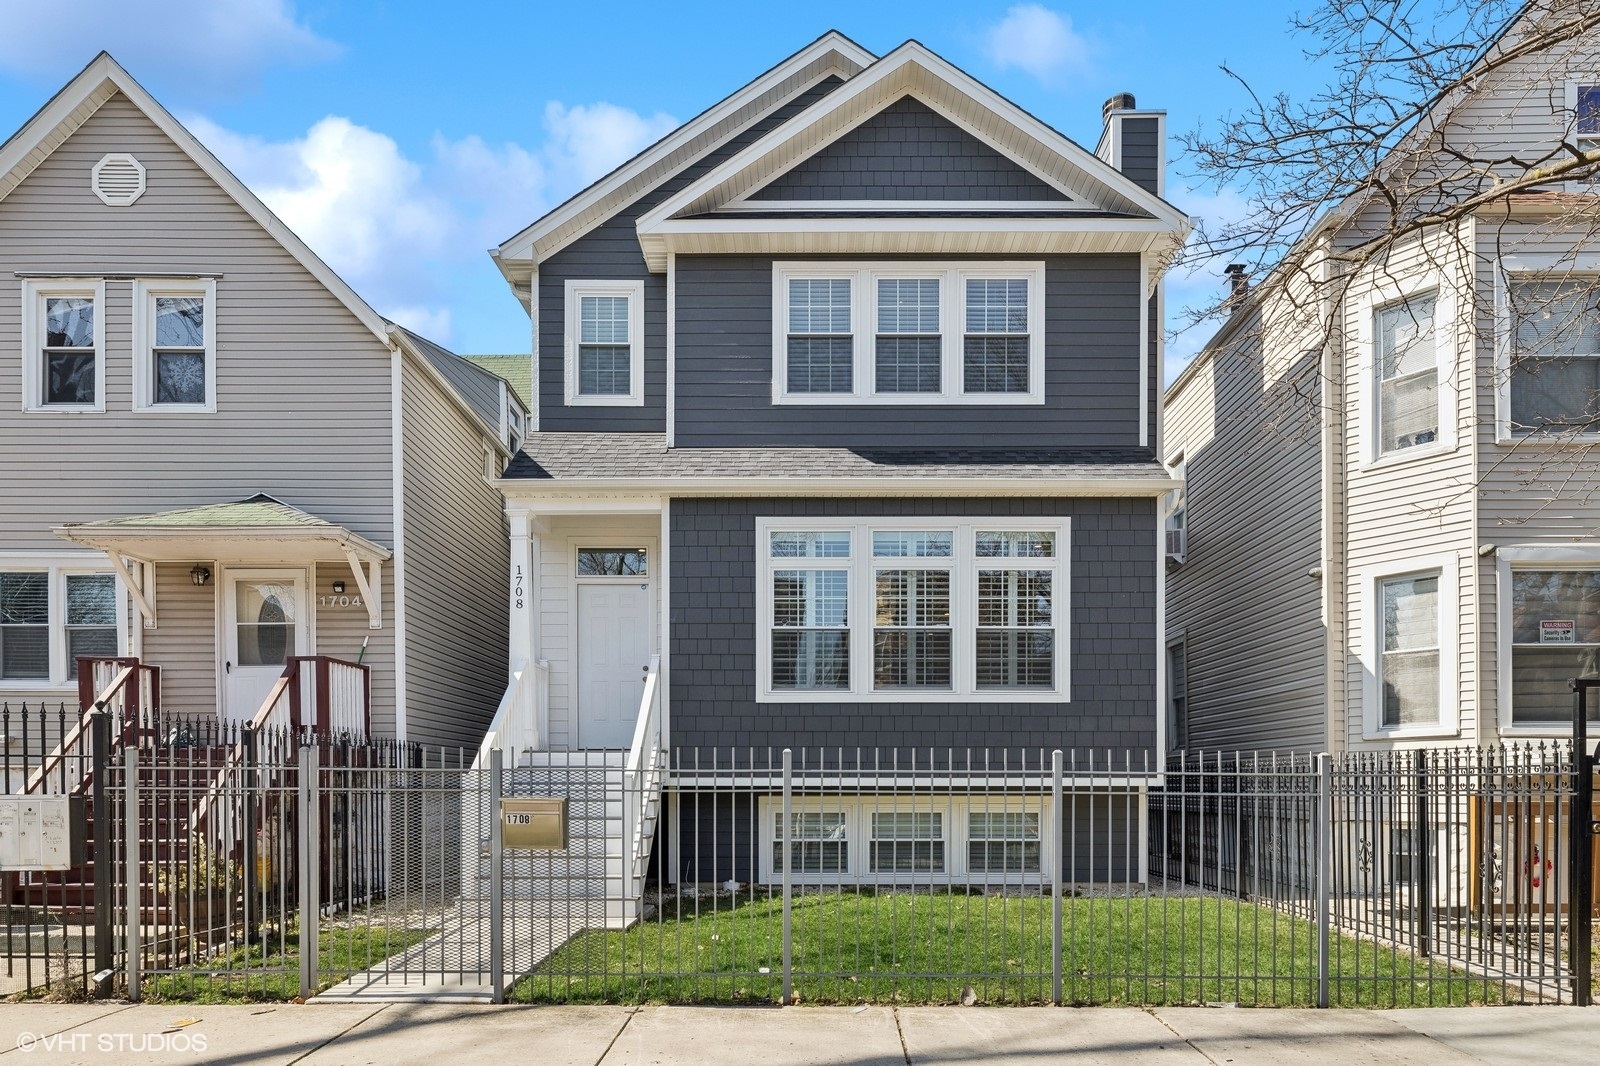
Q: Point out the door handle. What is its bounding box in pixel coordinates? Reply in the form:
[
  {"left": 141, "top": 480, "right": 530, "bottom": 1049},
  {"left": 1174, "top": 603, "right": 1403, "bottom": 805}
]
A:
[{"left": 225, "top": 661, "right": 232, "bottom": 674}]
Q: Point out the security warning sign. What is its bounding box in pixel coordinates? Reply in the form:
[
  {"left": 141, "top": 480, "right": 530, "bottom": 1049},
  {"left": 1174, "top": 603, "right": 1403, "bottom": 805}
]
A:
[{"left": 1539, "top": 620, "right": 1576, "bottom": 644}]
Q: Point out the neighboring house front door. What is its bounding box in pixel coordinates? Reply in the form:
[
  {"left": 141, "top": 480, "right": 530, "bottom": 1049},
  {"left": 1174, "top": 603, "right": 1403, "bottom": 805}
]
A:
[
  {"left": 223, "top": 569, "right": 308, "bottom": 724},
  {"left": 575, "top": 547, "right": 652, "bottom": 749}
]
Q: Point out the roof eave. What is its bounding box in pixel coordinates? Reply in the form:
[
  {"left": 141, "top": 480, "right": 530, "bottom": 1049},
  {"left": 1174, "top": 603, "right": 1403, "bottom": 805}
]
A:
[{"left": 493, "top": 475, "right": 1179, "bottom": 498}]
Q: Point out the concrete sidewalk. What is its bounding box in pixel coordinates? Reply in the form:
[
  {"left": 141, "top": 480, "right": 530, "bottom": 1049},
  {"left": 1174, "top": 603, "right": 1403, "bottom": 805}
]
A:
[{"left": 0, "top": 1003, "right": 1596, "bottom": 1065}]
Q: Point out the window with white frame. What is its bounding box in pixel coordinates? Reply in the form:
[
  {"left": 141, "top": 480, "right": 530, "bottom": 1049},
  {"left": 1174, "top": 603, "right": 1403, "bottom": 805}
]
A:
[
  {"left": 1573, "top": 82, "right": 1600, "bottom": 152},
  {"left": 772, "top": 263, "right": 1045, "bottom": 404},
  {"left": 22, "top": 280, "right": 105, "bottom": 412},
  {"left": 1508, "top": 569, "right": 1600, "bottom": 726},
  {"left": 1375, "top": 293, "right": 1439, "bottom": 454},
  {"left": 1379, "top": 572, "right": 1441, "bottom": 728},
  {"left": 758, "top": 519, "right": 1068, "bottom": 702},
  {"left": 760, "top": 796, "right": 1048, "bottom": 884},
  {"left": 0, "top": 565, "right": 120, "bottom": 683},
  {"left": 564, "top": 280, "right": 644, "bottom": 405},
  {"left": 133, "top": 280, "right": 216, "bottom": 411},
  {"left": 1507, "top": 277, "right": 1600, "bottom": 434}
]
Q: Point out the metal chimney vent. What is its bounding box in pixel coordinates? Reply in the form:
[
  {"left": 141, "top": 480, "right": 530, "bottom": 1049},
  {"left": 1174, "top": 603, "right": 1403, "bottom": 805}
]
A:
[{"left": 91, "top": 153, "right": 146, "bottom": 206}]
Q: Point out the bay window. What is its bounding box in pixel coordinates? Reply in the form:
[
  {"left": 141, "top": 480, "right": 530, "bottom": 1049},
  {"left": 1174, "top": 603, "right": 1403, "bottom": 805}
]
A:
[
  {"left": 1375, "top": 293, "right": 1439, "bottom": 454},
  {"left": 1379, "top": 572, "right": 1441, "bottom": 728},
  {"left": 1507, "top": 277, "right": 1600, "bottom": 435},
  {"left": 773, "top": 262, "right": 1045, "bottom": 404},
  {"left": 758, "top": 518, "right": 1069, "bottom": 702},
  {"left": 1508, "top": 569, "right": 1600, "bottom": 725}
]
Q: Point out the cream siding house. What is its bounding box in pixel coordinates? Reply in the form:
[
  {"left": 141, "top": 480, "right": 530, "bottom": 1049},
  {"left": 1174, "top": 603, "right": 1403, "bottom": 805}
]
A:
[
  {"left": 1165, "top": 16, "right": 1600, "bottom": 753},
  {"left": 0, "top": 55, "right": 524, "bottom": 746}
]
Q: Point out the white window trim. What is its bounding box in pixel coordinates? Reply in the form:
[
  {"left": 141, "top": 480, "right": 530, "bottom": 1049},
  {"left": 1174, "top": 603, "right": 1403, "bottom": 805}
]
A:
[
  {"left": 1353, "top": 272, "right": 1456, "bottom": 468},
  {"left": 1360, "top": 553, "right": 1459, "bottom": 740},
  {"left": 1495, "top": 545, "right": 1600, "bottom": 735},
  {"left": 21, "top": 279, "right": 107, "bottom": 414},
  {"left": 770, "top": 261, "right": 1047, "bottom": 406},
  {"left": 1492, "top": 254, "right": 1600, "bottom": 444},
  {"left": 132, "top": 278, "right": 217, "bottom": 413},
  {"left": 757, "top": 794, "right": 1052, "bottom": 886},
  {"left": 564, "top": 279, "right": 645, "bottom": 407},
  {"left": 1566, "top": 80, "right": 1600, "bottom": 150},
  {"left": 0, "top": 553, "right": 126, "bottom": 690},
  {"left": 755, "top": 517, "right": 1070, "bottom": 704}
]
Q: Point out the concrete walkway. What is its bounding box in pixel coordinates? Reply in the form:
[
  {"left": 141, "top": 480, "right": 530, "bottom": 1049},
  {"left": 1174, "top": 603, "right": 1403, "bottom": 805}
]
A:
[{"left": 0, "top": 1003, "right": 1596, "bottom": 1065}]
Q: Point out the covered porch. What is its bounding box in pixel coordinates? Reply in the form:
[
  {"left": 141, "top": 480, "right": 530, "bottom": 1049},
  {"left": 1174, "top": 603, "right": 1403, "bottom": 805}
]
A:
[{"left": 53, "top": 494, "right": 394, "bottom": 736}]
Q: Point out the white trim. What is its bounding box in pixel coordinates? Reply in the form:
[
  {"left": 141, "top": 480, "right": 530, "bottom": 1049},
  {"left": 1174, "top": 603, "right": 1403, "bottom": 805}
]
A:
[
  {"left": 757, "top": 793, "right": 1054, "bottom": 886},
  {"left": 0, "top": 553, "right": 126, "bottom": 690},
  {"left": 1565, "top": 79, "right": 1600, "bottom": 152},
  {"left": 563, "top": 279, "right": 645, "bottom": 407},
  {"left": 1139, "top": 251, "right": 1150, "bottom": 447},
  {"left": 131, "top": 278, "right": 217, "bottom": 412},
  {"left": 1495, "top": 549, "right": 1600, "bottom": 735},
  {"left": 391, "top": 346, "right": 408, "bottom": 740},
  {"left": 1360, "top": 553, "right": 1460, "bottom": 740},
  {"left": 529, "top": 268, "right": 541, "bottom": 433},
  {"left": 1493, "top": 254, "right": 1600, "bottom": 443},
  {"left": 754, "top": 517, "right": 1071, "bottom": 704},
  {"left": 1156, "top": 508, "right": 1169, "bottom": 758},
  {"left": 21, "top": 278, "right": 106, "bottom": 413},
  {"left": 1353, "top": 271, "right": 1457, "bottom": 468},
  {"left": 495, "top": 34, "right": 875, "bottom": 266},
  {"left": 659, "top": 502, "right": 671, "bottom": 752},
  {"left": 770, "top": 261, "right": 1046, "bottom": 405},
  {"left": 718, "top": 199, "right": 1089, "bottom": 213},
  {"left": 665, "top": 253, "right": 676, "bottom": 446},
  {"left": 90, "top": 152, "right": 145, "bottom": 206}
]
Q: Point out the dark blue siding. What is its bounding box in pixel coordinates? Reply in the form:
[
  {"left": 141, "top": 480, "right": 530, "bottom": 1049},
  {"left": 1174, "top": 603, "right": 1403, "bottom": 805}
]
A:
[
  {"left": 667, "top": 496, "right": 1159, "bottom": 757},
  {"left": 673, "top": 254, "right": 1145, "bottom": 448},
  {"left": 537, "top": 77, "right": 844, "bottom": 432},
  {"left": 748, "top": 96, "right": 1070, "bottom": 202},
  {"left": 1118, "top": 117, "right": 1161, "bottom": 195}
]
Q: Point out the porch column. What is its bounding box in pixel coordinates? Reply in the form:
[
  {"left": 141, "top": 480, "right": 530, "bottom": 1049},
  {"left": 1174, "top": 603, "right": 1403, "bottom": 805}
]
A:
[{"left": 507, "top": 507, "right": 542, "bottom": 748}]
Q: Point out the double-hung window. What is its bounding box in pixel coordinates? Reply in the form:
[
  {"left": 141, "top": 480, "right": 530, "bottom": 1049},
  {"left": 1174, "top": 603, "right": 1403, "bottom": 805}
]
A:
[
  {"left": 134, "top": 280, "right": 216, "bottom": 411},
  {"left": 564, "top": 280, "right": 644, "bottom": 406},
  {"left": 1378, "top": 571, "right": 1441, "bottom": 729},
  {"left": 773, "top": 263, "right": 1045, "bottom": 404},
  {"left": 1508, "top": 569, "right": 1600, "bottom": 726},
  {"left": 758, "top": 518, "right": 1069, "bottom": 702},
  {"left": 23, "top": 280, "right": 105, "bottom": 412},
  {"left": 1375, "top": 293, "right": 1439, "bottom": 454},
  {"left": 1572, "top": 82, "right": 1600, "bottom": 154},
  {"left": 0, "top": 565, "right": 120, "bottom": 684},
  {"left": 1507, "top": 277, "right": 1600, "bottom": 434}
]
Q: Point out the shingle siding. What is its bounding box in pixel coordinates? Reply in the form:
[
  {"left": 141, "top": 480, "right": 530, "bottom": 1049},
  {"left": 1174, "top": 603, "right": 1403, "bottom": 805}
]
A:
[
  {"left": 673, "top": 254, "right": 1146, "bottom": 448},
  {"left": 536, "top": 77, "right": 844, "bottom": 432},
  {"left": 668, "top": 497, "right": 1159, "bottom": 758},
  {"left": 747, "top": 96, "right": 1070, "bottom": 202}
]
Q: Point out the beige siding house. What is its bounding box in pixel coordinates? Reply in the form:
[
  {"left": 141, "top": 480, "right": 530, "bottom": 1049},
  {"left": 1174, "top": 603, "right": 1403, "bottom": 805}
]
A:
[
  {"left": 1165, "top": 17, "right": 1600, "bottom": 753},
  {"left": 0, "top": 55, "right": 523, "bottom": 746}
]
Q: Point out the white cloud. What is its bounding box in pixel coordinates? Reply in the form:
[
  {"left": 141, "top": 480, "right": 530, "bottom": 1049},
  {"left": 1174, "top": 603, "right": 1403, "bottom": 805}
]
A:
[
  {"left": 0, "top": 0, "right": 338, "bottom": 96},
  {"left": 184, "top": 100, "right": 678, "bottom": 345},
  {"left": 1165, "top": 185, "right": 1256, "bottom": 381},
  {"left": 983, "top": 4, "right": 1090, "bottom": 85}
]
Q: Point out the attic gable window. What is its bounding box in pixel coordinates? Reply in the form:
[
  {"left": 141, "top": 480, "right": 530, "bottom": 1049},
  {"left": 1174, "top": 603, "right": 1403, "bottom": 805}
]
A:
[
  {"left": 134, "top": 279, "right": 217, "bottom": 412},
  {"left": 22, "top": 280, "right": 106, "bottom": 413},
  {"left": 564, "top": 280, "right": 644, "bottom": 406},
  {"left": 773, "top": 262, "right": 1045, "bottom": 406}
]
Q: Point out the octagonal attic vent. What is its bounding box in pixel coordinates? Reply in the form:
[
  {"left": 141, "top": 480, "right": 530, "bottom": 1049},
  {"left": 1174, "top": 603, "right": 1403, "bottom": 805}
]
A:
[{"left": 91, "top": 153, "right": 146, "bottom": 206}]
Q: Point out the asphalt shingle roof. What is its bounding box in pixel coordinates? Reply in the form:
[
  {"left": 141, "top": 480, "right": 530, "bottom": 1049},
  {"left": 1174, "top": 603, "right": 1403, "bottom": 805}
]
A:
[{"left": 74, "top": 493, "right": 335, "bottom": 529}]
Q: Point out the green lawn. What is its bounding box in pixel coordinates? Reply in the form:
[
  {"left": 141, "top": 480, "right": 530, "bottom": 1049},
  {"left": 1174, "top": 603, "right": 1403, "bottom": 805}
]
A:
[
  {"left": 142, "top": 914, "right": 434, "bottom": 1004},
  {"left": 513, "top": 891, "right": 1508, "bottom": 1007}
]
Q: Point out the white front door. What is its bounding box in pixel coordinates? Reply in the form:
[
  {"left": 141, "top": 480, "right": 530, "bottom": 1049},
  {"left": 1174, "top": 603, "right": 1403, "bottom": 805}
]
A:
[
  {"left": 576, "top": 581, "right": 652, "bottom": 749},
  {"left": 223, "top": 569, "right": 308, "bottom": 725}
]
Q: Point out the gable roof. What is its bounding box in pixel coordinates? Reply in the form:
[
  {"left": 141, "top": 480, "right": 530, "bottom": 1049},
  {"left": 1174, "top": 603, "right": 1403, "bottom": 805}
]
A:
[
  {"left": 492, "top": 30, "right": 875, "bottom": 288},
  {"left": 633, "top": 41, "right": 1191, "bottom": 270},
  {"left": 0, "top": 53, "right": 391, "bottom": 347},
  {"left": 55, "top": 493, "right": 392, "bottom": 563},
  {"left": 464, "top": 355, "right": 533, "bottom": 407}
]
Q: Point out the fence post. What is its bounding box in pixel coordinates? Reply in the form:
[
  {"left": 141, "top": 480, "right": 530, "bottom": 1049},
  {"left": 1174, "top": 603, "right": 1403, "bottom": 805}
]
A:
[
  {"left": 490, "top": 747, "right": 504, "bottom": 1004},
  {"left": 1415, "top": 749, "right": 1432, "bottom": 959},
  {"left": 1051, "top": 749, "right": 1064, "bottom": 1006},
  {"left": 90, "top": 709, "right": 112, "bottom": 999},
  {"left": 1316, "top": 752, "right": 1332, "bottom": 1008},
  {"left": 241, "top": 725, "right": 257, "bottom": 945},
  {"left": 123, "top": 745, "right": 140, "bottom": 1002},
  {"left": 1572, "top": 681, "right": 1594, "bottom": 1007},
  {"left": 781, "top": 747, "right": 793, "bottom": 1006},
  {"left": 298, "top": 744, "right": 321, "bottom": 999}
]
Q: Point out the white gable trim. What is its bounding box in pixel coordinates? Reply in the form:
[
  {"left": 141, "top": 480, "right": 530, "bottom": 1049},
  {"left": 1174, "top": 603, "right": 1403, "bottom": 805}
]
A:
[
  {"left": 494, "top": 32, "right": 875, "bottom": 272},
  {"left": 0, "top": 52, "right": 392, "bottom": 348},
  {"left": 638, "top": 42, "right": 1190, "bottom": 240}
]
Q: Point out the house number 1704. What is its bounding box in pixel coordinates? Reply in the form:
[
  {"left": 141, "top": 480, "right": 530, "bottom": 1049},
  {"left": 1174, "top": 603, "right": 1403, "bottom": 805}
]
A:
[{"left": 318, "top": 595, "right": 363, "bottom": 608}]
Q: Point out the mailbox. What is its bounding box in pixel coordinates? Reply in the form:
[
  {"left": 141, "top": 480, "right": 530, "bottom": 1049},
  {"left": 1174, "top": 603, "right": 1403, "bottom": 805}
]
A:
[
  {"left": 0, "top": 795, "right": 86, "bottom": 872},
  {"left": 500, "top": 797, "right": 568, "bottom": 849}
]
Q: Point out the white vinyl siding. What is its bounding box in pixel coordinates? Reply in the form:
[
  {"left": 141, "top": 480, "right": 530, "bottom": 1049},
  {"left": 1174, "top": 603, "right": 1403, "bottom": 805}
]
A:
[
  {"left": 563, "top": 279, "right": 644, "bottom": 406},
  {"left": 133, "top": 279, "right": 216, "bottom": 411},
  {"left": 756, "top": 518, "right": 1069, "bottom": 703},
  {"left": 771, "top": 262, "right": 1045, "bottom": 405}
]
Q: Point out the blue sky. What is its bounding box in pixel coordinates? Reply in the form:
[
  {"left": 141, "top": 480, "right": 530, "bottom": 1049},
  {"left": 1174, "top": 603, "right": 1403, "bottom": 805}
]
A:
[{"left": 0, "top": 1, "right": 1329, "bottom": 370}]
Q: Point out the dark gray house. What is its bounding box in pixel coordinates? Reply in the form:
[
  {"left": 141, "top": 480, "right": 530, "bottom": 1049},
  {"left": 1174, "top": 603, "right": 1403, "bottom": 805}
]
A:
[{"left": 481, "top": 33, "right": 1188, "bottom": 890}]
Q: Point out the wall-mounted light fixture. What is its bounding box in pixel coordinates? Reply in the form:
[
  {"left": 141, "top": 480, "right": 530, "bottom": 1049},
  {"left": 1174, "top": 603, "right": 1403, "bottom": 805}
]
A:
[
  {"left": 332, "top": 580, "right": 346, "bottom": 594},
  {"left": 190, "top": 564, "right": 212, "bottom": 587}
]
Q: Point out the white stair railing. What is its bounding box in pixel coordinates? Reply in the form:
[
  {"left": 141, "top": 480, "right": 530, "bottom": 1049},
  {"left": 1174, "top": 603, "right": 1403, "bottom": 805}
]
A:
[
  {"left": 621, "top": 656, "right": 664, "bottom": 903},
  {"left": 473, "top": 658, "right": 550, "bottom": 770}
]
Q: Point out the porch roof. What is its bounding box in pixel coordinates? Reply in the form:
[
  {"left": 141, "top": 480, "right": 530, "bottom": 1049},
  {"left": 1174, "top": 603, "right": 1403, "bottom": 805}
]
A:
[
  {"left": 501, "top": 433, "right": 1176, "bottom": 496},
  {"left": 52, "top": 494, "right": 391, "bottom": 565}
]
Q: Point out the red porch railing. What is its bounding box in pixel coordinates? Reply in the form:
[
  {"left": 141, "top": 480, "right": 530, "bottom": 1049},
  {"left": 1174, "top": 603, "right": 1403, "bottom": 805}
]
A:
[
  {"left": 249, "top": 655, "right": 371, "bottom": 738},
  {"left": 23, "top": 657, "right": 161, "bottom": 795}
]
